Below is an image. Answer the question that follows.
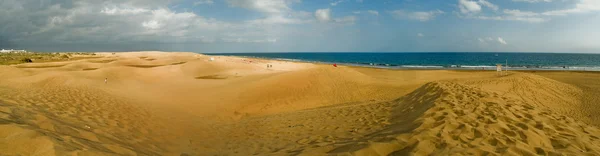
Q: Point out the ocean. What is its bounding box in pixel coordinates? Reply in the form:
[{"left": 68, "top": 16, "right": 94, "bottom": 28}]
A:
[{"left": 204, "top": 52, "right": 600, "bottom": 71}]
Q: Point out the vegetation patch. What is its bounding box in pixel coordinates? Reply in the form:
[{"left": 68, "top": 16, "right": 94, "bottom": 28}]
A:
[
  {"left": 125, "top": 64, "right": 166, "bottom": 68},
  {"left": 89, "top": 59, "right": 117, "bottom": 63},
  {"left": 1, "top": 52, "right": 99, "bottom": 65},
  {"left": 195, "top": 75, "right": 229, "bottom": 80},
  {"left": 170, "top": 62, "right": 187, "bottom": 65},
  {"left": 21, "top": 58, "right": 33, "bottom": 63},
  {"left": 82, "top": 68, "right": 99, "bottom": 71},
  {"left": 15, "top": 64, "right": 68, "bottom": 68}
]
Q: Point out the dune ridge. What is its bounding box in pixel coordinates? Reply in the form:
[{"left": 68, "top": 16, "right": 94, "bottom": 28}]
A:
[{"left": 338, "top": 80, "right": 600, "bottom": 155}]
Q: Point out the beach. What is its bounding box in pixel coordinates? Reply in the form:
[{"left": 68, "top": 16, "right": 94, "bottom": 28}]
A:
[{"left": 1, "top": 51, "right": 600, "bottom": 155}]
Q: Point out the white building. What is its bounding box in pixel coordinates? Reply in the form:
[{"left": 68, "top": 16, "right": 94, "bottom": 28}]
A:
[{"left": 0, "top": 49, "right": 27, "bottom": 53}]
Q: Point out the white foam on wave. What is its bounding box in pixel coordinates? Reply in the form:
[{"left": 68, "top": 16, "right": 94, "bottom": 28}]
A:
[
  {"left": 459, "top": 65, "right": 497, "bottom": 68},
  {"left": 400, "top": 65, "right": 444, "bottom": 68}
]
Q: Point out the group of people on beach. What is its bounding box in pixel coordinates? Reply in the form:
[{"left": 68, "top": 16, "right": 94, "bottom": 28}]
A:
[
  {"left": 242, "top": 59, "right": 254, "bottom": 64},
  {"left": 267, "top": 64, "right": 273, "bottom": 68}
]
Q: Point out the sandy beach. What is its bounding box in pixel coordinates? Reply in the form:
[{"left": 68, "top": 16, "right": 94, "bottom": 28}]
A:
[{"left": 1, "top": 51, "right": 600, "bottom": 155}]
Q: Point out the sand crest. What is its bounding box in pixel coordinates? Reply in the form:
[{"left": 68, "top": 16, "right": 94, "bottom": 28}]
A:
[{"left": 331, "top": 80, "right": 600, "bottom": 155}]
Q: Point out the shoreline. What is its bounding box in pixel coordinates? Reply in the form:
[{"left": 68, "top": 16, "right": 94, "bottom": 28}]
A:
[
  {"left": 3, "top": 51, "right": 599, "bottom": 72},
  {"left": 205, "top": 53, "right": 600, "bottom": 72}
]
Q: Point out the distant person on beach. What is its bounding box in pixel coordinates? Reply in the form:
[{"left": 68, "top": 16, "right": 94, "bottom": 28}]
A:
[
  {"left": 105, "top": 78, "right": 107, "bottom": 84},
  {"left": 333, "top": 63, "right": 337, "bottom": 67}
]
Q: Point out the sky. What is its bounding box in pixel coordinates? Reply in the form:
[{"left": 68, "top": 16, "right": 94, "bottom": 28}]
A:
[{"left": 0, "top": 0, "right": 599, "bottom": 53}]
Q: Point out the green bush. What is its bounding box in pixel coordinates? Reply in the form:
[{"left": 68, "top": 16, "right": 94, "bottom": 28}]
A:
[{"left": 21, "top": 58, "right": 33, "bottom": 63}]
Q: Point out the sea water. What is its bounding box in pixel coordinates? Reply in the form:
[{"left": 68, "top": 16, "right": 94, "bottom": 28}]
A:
[{"left": 204, "top": 52, "right": 600, "bottom": 71}]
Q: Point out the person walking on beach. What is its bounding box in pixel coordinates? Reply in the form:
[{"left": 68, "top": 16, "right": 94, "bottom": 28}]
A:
[{"left": 104, "top": 78, "right": 107, "bottom": 84}]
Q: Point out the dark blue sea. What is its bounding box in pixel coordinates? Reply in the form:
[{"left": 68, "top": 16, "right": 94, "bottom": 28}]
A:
[{"left": 204, "top": 52, "right": 600, "bottom": 71}]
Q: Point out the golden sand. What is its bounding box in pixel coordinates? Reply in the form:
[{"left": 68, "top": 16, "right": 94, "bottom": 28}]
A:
[{"left": 0, "top": 51, "right": 599, "bottom": 155}]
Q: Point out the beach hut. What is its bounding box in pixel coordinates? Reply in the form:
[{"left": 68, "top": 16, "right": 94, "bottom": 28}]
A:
[{"left": 496, "top": 64, "right": 503, "bottom": 76}]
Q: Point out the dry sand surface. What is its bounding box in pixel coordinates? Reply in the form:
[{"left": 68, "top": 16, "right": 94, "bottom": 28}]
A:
[{"left": 0, "top": 51, "right": 600, "bottom": 155}]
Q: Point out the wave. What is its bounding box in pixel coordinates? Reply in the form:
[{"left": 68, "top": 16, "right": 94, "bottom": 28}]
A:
[
  {"left": 400, "top": 65, "right": 444, "bottom": 68},
  {"left": 457, "top": 65, "right": 497, "bottom": 68}
]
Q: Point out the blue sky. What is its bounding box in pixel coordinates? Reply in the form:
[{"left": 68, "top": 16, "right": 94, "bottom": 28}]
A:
[{"left": 0, "top": 0, "right": 599, "bottom": 53}]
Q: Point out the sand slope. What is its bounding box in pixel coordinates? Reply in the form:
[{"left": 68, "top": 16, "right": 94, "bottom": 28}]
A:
[
  {"left": 531, "top": 71, "right": 600, "bottom": 127},
  {"left": 1, "top": 52, "right": 600, "bottom": 155},
  {"left": 334, "top": 80, "right": 600, "bottom": 155},
  {"left": 457, "top": 73, "right": 585, "bottom": 122},
  {"left": 0, "top": 85, "right": 170, "bottom": 155}
]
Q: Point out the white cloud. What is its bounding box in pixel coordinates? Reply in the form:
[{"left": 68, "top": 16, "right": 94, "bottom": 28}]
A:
[
  {"left": 459, "top": 7, "right": 549, "bottom": 23},
  {"left": 478, "top": 0, "right": 498, "bottom": 11},
  {"left": 137, "top": 9, "right": 224, "bottom": 37},
  {"left": 418, "top": 33, "right": 424, "bottom": 37},
  {"left": 458, "top": 0, "right": 482, "bottom": 14},
  {"left": 226, "top": 0, "right": 309, "bottom": 26},
  {"left": 334, "top": 16, "right": 357, "bottom": 24},
  {"left": 352, "top": 10, "right": 379, "bottom": 16},
  {"left": 478, "top": 37, "right": 508, "bottom": 45},
  {"left": 315, "top": 8, "right": 331, "bottom": 22},
  {"left": 101, "top": 7, "right": 150, "bottom": 15},
  {"left": 247, "top": 15, "right": 310, "bottom": 24},
  {"left": 194, "top": 0, "right": 214, "bottom": 5},
  {"left": 288, "top": 11, "right": 313, "bottom": 18},
  {"left": 225, "top": 0, "right": 300, "bottom": 14},
  {"left": 314, "top": 9, "right": 355, "bottom": 24},
  {"left": 503, "top": 9, "right": 540, "bottom": 17},
  {"left": 458, "top": 0, "right": 499, "bottom": 14},
  {"left": 367, "top": 10, "right": 379, "bottom": 16},
  {"left": 471, "top": 15, "right": 547, "bottom": 23},
  {"left": 0, "top": 0, "right": 292, "bottom": 46},
  {"left": 542, "top": 0, "right": 600, "bottom": 16},
  {"left": 512, "top": 0, "right": 552, "bottom": 3},
  {"left": 498, "top": 37, "right": 507, "bottom": 44},
  {"left": 142, "top": 20, "right": 162, "bottom": 29},
  {"left": 331, "top": 0, "right": 344, "bottom": 6},
  {"left": 460, "top": 0, "right": 599, "bottom": 23},
  {"left": 389, "top": 10, "right": 445, "bottom": 21}
]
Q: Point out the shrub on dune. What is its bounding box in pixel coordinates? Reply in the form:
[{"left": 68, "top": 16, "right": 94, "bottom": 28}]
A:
[{"left": 21, "top": 58, "right": 33, "bottom": 63}]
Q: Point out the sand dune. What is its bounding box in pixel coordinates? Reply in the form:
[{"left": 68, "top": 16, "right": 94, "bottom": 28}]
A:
[
  {"left": 457, "top": 73, "right": 587, "bottom": 123},
  {"left": 331, "top": 81, "right": 600, "bottom": 155},
  {"left": 530, "top": 71, "right": 600, "bottom": 127},
  {"left": 1, "top": 51, "right": 600, "bottom": 155}
]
